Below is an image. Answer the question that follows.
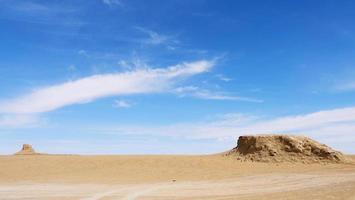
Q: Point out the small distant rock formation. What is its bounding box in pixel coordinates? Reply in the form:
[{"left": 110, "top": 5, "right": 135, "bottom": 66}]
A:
[
  {"left": 226, "top": 135, "right": 347, "bottom": 163},
  {"left": 14, "top": 144, "right": 39, "bottom": 155}
]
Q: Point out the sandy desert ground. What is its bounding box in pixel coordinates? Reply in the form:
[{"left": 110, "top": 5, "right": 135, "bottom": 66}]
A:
[{"left": 0, "top": 155, "right": 354, "bottom": 200}]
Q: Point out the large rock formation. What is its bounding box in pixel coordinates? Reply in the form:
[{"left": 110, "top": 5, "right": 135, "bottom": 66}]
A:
[
  {"left": 226, "top": 135, "right": 347, "bottom": 163},
  {"left": 14, "top": 144, "right": 39, "bottom": 155}
]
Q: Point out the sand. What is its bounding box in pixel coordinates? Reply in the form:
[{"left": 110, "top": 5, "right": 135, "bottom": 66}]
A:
[
  {"left": 0, "top": 154, "right": 354, "bottom": 200},
  {"left": 1, "top": 137, "right": 354, "bottom": 199}
]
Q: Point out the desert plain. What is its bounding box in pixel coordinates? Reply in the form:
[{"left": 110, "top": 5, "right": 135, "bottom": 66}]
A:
[
  {"left": 0, "top": 136, "right": 354, "bottom": 200},
  {"left": 0, "top": 155, "right": 355, "bottom": 200}
]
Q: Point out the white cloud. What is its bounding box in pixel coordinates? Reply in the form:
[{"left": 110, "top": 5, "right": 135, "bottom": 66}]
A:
[
  {"left": 101, "top": 106, "right": 355, "bottom": 153},
  {"left": 0, "top": 114, "right": 41, "bottom": 129},
  {"left": 135, "top": 27, "right": 178, "bottom": 46},
  {"left": 173, "top": 86, "right": 263, "bottom": 102},
  {"left": 102, "top": 0, "right": 122, "bottom": 7},
  {"left": 11, "top": 2, "right": 50, "bottom": 13},
  {"left": 216, "top": 74, "right": 232, "bottom": 82},
  {"left": 117, "top": 60, "right": 131, "bottom": 69},
  {"left": 0, "top": 1, "right": 83, "bottom": 26},
  {"left": 67, "top": 64, "right": 77, "bottom": 71},
  {"left": 113, "top": 100, "right": 132, "bottom": 108},
  {"left": 78, "top": 49, "right": 89, "bottom": 57},
  {"left": 0, "top": 60, "right": 214, "bottom": 114},
  {"left": 117, "top": 57, "right": 150, "bottom": 70},
  {"left": 334, "top": 81, "right": 355, "bottom": 91},
  {"left": 181, "top": 106, "right": 355, "bottom": 140}
]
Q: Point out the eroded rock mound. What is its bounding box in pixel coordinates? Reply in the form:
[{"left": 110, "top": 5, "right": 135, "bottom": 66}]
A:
[
  {"left": 15, "top": 144, "right": 39, "bottom": 155},
  {"left": 226, "top": 135, "right": 347, "bottom": 163}
]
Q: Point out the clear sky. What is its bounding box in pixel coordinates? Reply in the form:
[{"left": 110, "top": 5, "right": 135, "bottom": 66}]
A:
[{"left": 0, "top": 0, "right": 355, "bottom": 154}]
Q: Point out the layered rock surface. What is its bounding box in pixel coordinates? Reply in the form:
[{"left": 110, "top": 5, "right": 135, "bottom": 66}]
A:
[
  {"left": 226, "top": 135, "right": 347, "bottom": 163},
  {"left": 14, "top": 144, "right": 39, "bottom": 155}
]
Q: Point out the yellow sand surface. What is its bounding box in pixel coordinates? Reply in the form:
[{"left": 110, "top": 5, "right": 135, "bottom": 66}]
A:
[{"left": 0, "top": 155, "right": 354, "bottom": 199}]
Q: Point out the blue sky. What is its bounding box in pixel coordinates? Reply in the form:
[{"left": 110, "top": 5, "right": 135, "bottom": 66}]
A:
[{"left": 0, "top": 0, "right": 355, "bottom": 154}]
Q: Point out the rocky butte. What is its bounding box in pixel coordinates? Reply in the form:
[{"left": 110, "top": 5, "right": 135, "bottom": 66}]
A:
[
  {"left": 14, "top": 144, "right": 39, "bottom": 155},
  {"left": 226, "top": 135, "right": 348, "bottom": 163}
]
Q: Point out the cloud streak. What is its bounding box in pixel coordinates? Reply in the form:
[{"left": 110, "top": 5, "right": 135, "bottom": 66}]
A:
[
  {"left": 0, "top": 114, "right": 42, "bottom": 129},
  {"left": 135, "top": 27, "right": 178, "bottom": 46},
  {"left": 113, "top": 100, "right": 132, "bottom": 108},
  {"left": 334, "top": 81, "right": 355, "bottom": 91},
  {"left": 173, "top": 86, "right": 263, "bottom": 102},
  {"left": 0, "top": 1, "right": 84, "bottom": 26},
  {"left": 0, "top": 60, "right": 214, "bottom": 114},
  {"left": 102, "top": 0, "right": 123, "bottom": 7},
  {"left": 101, "top": 106, "right": 355, "bottom": 153}
]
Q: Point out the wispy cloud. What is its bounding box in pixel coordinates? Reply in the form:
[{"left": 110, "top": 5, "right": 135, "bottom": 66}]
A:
[
  {"left": 0, "top": 114, "right": 42, "bottom": 129},
  {"left": 102, "top": 0, "right": 123, "bottom": 7},
  {"left": 67, "top": 64, "right": 77, "bottom": 71},
  {"left": 334, "top": 81, "right": 355, "bottom": 91},
  {"left": 100, "top": 106, "right": 355, "bottom": 152},
  {"left": 77, "top": 49, "right": 89, "bottom": 57},
  {"left": 0, "top": 60, "right": 214, "bottom": 114},
  {"left": 135, "top": 27, "right": 179, "bottom": 46},
  {"left": 216, "top": 74, "right": 232, "bottom": 82},
  {"left": 173, "top": 86, "right": 263, "bottom": 102},
  {"left": 117, "top": 57, "right": 150, "bottom": 70},
  {"left": 0, "top": 1, "right": 84, "bottom": 26},
  {"left": 113, "top": 100, "right": 132, "bottom": 108},
  {"left": 10, "top": 2, "right": 50, "bottom": 13}
]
